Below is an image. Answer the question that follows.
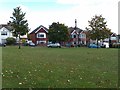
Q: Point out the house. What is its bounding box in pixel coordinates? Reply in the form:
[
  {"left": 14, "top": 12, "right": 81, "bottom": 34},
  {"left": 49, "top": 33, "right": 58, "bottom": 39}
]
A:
[
  {"left": 110, "top": 33, "right": 117, "bottom": 44},
  {"left": 0, "top": 24, "right": 13, "bottom": 44},
  {"left": 68, "top": 27, "right": 86, "bottom": 46},
  {"left": 117, "top": 34, "right": 120, "bottom": 42},
  {"left": 29, "top": 25, "right": 48, "bottom": 46}
]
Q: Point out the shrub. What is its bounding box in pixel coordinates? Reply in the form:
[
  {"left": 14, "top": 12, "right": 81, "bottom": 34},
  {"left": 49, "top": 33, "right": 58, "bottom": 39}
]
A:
[{"left": 6, "top": 37, "right": 16, "bottom": 45}]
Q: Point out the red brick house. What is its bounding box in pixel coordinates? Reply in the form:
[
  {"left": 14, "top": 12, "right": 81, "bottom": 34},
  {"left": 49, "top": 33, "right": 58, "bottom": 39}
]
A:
[
  {"left": 68, "top": 27, "right": 86, "bottom": 46},
  {"left": 29, "top": 25, "right": 48, "bottom": 46}
]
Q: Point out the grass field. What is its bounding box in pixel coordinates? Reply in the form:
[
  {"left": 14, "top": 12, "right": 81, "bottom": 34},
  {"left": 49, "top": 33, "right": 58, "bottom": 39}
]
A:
[{"left": 2, "top": 46, "right": 118, "bottom": 88}]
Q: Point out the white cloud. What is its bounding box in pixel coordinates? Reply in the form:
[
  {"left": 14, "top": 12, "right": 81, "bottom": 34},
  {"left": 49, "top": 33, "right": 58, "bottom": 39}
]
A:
[
  {"left": 0, "top": 0, "right": 54, "bottom": 2},
  {"left": 56, "top": 0, "right": 81, "bottom": 5},
  {"left": 0, "top": 0, "right": 119, "bottom": 34}
]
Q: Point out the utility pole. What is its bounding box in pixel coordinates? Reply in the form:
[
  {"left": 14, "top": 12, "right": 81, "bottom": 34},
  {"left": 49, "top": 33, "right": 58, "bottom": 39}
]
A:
[{"left": 75, "top": 19, "right": 79, "bottom": 46}]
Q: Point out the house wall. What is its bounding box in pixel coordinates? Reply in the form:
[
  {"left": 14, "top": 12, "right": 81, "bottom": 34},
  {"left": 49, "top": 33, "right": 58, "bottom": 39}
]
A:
[
  {"left": 29, "top": 33, "right": 36, "bottom": 44},
  {"left": 0, "top": 27, "right": 13, "bottom": 44}
]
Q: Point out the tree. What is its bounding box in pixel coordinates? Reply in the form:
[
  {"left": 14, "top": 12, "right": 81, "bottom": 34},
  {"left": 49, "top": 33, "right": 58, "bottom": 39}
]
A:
[
  {"left": 86, "top": 15, "right": 112, "bottom": 47},
  {"left": 48, "top": 22, "right": 69, "bottom": 43},
  {"left": 8, "top": 6, "right": 29, "bottom": 49}
]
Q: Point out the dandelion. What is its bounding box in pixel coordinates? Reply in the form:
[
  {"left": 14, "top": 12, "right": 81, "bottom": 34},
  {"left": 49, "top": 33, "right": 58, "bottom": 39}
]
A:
[
  {"left": 19, "top": 82, "right": 22, "bottom": 85},
  {"left": 2, "top": 74, "right": 5, "bottom": 77},
  {"left": 50, "top": 70, "right": 53, "bottom": 73},
  {"left": 80, "top": 78, "right": 82, "bottom": 80},
  {"left": 70, "top": 71, "right": 73, "bottom": 73},
  {"left": 67, "top": 80, "right": 70, "bottom": 82}
]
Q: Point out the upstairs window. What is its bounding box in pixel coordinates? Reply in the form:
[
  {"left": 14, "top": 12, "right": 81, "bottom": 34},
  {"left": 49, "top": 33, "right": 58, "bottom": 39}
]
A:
[
  {"left": 74, "top": 35, "right": 76, "bottom": 38},
  {"left": 38, "top": 34, "right": 44, "bottom": 38},
  {"left": 80, "top": 34, "right": 86, "bottom": 38},
  {"left": 37, "top": 33, "right": 46, "bottom": 38},
  {"left": 1, "top": 31, "right": 7, "bottom": 35}
]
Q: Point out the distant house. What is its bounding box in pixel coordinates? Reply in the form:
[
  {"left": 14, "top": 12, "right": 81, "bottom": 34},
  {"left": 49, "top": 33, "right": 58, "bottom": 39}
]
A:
[
  {"left": 110, "top": 33, "right": 117, "bottom": 44},
  {"left": 29, "top": 25, "right": 48, "bottom": 45},
  {"left": 117, "top": 34, "right": 120, "bottom": 42},
  {"left": 0, "top": 24, "right": 13, "bottom": 44},
  {"left": 68, "top": 27, "right": 86, "bottom": 46}
]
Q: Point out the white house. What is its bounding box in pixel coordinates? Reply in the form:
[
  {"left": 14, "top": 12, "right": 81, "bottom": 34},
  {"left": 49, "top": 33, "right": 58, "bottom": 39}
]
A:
[{"left": 0, "top": 24, "right": 13, "bottom": 44}]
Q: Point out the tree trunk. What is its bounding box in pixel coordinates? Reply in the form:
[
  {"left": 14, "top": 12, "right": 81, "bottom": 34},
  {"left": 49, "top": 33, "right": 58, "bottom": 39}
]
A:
[
  {"left": 18, "top": 34, "right": 21, "bottom": 49},
  {"left": 97, "top": 39, "right": 98, "bottom": 49}
]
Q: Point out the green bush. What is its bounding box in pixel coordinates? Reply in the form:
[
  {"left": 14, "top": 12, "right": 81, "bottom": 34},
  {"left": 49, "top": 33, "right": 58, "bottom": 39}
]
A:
[{"left": 6, "top": 37, "right": 16, "bottom": 45}]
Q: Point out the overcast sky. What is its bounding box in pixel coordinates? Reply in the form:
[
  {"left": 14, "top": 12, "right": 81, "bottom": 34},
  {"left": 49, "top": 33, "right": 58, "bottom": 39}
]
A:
[{"left": 0, "top": 0, "right": 119, "bottom": 34}]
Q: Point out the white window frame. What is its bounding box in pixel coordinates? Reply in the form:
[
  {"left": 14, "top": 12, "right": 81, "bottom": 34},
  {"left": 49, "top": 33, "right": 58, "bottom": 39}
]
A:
[
  {"left": 37, "top": 33, "right": 46, "bottom": 38},
  {"left": 37, "top": 40, "right": 46, "bottom": 44},
  {"left": 1, "top": 31, "right": 7, "bottom": 35}
]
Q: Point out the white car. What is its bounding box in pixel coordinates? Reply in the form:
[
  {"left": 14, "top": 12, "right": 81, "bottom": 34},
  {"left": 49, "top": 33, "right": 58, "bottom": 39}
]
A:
[
  {"left": 29, "top": 42, "right": 36, "bottom": 47},
  {"left": 47, "top": 43, "right": 61, "bottom": 48}
]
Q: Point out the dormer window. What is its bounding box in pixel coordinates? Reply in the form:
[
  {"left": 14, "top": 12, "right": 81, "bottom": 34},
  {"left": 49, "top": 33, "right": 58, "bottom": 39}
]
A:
[{"left": 1, "top": 31, "right": 7, "bottom": 35}]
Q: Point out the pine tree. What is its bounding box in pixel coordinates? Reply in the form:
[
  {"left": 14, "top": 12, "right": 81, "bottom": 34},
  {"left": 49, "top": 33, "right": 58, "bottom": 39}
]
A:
[{"left": 9, "top": 6, "right": 29, "bottom": 49}]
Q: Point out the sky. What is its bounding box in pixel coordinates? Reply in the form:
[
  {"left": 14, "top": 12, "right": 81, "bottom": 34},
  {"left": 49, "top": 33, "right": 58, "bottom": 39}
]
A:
[{"left": 0, "top": 0, "right": 119, "bottom": 34}]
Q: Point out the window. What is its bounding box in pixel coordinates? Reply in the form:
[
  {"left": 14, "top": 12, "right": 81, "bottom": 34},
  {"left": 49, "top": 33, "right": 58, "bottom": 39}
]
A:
[
  {"left": 80, "top": 34, "right": 86, "bottom": 38},
  {"left": 37, "top": 40, "right": 46, "bottom": 44},
  {"left": 1, "top": 31, "right": 7, "bottom": 35},
  {"left": 74, "top": 42, "right": 76, "bottom": 44},
  {"left": 74, "top": 35, "right": 76, "bottom": 38},
  {"left": 38, "top": 34, "right": 44, "bottom": 37},
  {"left": 37, "top": 33, "right": 46, "bottom": 38}
]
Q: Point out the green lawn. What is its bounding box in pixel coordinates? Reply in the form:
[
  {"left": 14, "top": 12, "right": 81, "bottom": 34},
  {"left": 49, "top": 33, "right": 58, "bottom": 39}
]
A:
[{"left": 2, "top": 46, "right": 118, "bottom": 88}]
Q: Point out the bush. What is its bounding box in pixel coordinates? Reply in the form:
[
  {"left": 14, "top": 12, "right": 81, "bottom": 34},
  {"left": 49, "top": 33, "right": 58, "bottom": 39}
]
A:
[{"left": 6, "top": 37, "right": 16, "bottom": 45}]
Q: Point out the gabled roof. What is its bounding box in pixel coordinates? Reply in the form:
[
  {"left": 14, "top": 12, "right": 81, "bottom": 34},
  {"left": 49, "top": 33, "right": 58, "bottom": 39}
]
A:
[
  {"left": 0, "top": 24, "right": 13, "bottom": 30},
  {"left": 110, "top": 33, "right": 117, "bottom": 37},
  {"left": 68, "top": 27, "right": 83, "bottom": 34},
  {"left": 30, "top": 25, "right": 48, "bottom": 34}
]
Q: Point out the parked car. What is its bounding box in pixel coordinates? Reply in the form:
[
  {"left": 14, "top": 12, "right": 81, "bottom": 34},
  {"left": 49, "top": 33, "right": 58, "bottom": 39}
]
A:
[
  {"left": 88, "top": 44, "right": 100, "bottom": 48},
  {"left": 47, "top": 43, "right": 61, "bottom": 48},
  {"left": 29, "top": 42, "right": 36, "bottom": 47},
  {"left": 0, "top": 43, "right": 6, "bottom": 47}
]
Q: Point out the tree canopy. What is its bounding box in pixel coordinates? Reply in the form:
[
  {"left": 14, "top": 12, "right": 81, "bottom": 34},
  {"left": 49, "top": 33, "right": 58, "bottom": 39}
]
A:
[
  {"left": 48, "top": 22, "right": 69, "bottom": 43},
  {"left": 9, "top": 6, "right": 29, "bottom": 37},
  {"left": 86, "top": 15, "right": 112, "bottom": 41}
]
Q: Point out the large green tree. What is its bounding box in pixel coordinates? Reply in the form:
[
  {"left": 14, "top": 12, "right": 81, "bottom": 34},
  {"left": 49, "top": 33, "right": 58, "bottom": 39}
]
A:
[
  {"left": 48, "top": 22, "right": 69, "bottom": 43},
  {"left": 9, "top": 6, "right": 29, "bottom": 49},
  {"left": 86, "top": 15, "right": 112, "bottom": 47}
]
